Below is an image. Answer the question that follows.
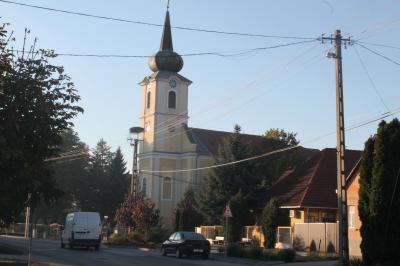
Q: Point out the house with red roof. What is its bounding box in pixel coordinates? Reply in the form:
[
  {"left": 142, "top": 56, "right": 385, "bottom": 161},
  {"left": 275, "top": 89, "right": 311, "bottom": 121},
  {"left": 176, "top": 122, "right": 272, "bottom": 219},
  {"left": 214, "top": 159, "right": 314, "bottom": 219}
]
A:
[{"left": 265, "top": 148, "right": 362, "bottom": 226}]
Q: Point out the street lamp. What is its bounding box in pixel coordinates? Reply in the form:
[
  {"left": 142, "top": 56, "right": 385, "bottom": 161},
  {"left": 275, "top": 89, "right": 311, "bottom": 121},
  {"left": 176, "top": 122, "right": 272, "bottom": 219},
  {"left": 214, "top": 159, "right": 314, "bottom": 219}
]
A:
[{"left": 128, "top": 126, "right": 144, "bottom": 196}]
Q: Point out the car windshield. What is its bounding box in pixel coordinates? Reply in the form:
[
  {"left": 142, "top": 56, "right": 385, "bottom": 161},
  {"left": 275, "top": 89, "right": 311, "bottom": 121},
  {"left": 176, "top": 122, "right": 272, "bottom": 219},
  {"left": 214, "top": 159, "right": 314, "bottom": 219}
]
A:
[{"left": 181, "top": 232, "right": 205, "bottom": 240}]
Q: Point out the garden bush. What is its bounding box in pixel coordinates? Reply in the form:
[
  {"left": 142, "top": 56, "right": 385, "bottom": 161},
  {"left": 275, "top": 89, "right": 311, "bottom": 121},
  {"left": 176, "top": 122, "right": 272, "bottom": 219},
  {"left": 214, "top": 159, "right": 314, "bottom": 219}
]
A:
[
  {"left": 242, "top": 246, "right": 262, "bottom": 259},
  {"left": 262, "top": 249, "right": 280, "bottom": 261},
  {"left": 226, "top": 243, "right": 242, "bottom": 257},
  {"left": 278, "top": 249, "right": 296, "bottom": 262}
]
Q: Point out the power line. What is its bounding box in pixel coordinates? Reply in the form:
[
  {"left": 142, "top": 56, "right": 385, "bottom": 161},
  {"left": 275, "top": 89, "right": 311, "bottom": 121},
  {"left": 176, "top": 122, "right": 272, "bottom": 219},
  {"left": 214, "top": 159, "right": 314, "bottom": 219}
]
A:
[
  {"left": 357, "top": 41, "right": 400, "bottom": 51},
  {"left": 141, "top": 107, "right": 400, "bottom": 174},
  {"left": 9, "top": 40, "right": 317, "bottom": 59},
  {"left": 0, "top": 0, "right": 317, "bottom": 40},
  {"left": 353, "top": 45, "right": 390, "bottom": 112},
  {"left": 356, "top": 43, "right": 400, "bottom": 67}
]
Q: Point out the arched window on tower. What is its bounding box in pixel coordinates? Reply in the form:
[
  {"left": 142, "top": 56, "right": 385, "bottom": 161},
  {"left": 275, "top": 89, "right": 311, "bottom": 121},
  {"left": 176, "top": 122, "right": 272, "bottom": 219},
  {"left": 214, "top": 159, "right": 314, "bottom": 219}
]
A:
[
  {"left": 168, "top": 91, "right": 176, "bottom": 109},
  {"left": 146, "top": 91, "right": 151, "bottom": 109}
]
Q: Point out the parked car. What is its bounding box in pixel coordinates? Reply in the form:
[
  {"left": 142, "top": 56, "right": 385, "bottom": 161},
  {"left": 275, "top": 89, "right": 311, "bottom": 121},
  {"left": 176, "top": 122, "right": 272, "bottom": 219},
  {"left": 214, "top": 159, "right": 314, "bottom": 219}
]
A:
[
  {"left": 161, "top": 231, "right": 210, "bottom": 259},
  {"left": 61, "top": 212, "right": 101, "bottom": 250}
]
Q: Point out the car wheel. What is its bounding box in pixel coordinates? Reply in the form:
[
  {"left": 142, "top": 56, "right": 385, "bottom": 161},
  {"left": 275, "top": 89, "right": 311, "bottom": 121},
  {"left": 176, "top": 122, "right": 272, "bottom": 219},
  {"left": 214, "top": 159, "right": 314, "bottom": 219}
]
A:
[
  {"left": 94, "top": 245, "right": 99, "bottom": 251},
  {"left": 161, "top": 247, "right": 167, "bottom": 256},
  {"left": 61, "top": 241, "right": 65, "bottom": 248},
  {"left": 69, "top": 241, "right": 74, "bottom": 249},
  {"left": 175, "top": 247, "right": 183, "bottom": 259}
]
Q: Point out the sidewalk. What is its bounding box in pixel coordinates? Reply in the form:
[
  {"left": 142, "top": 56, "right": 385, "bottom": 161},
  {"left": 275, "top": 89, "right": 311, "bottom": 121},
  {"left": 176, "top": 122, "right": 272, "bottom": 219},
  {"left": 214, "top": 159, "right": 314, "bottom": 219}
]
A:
[{"left": 211, "top": 253, "right": 339, "bottom": 266}]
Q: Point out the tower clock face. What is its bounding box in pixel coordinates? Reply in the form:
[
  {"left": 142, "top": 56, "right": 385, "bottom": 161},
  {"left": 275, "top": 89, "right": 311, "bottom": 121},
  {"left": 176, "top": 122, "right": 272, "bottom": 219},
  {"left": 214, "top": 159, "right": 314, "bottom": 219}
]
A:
[{"left": 169, "top": 79, "right": 177, "bottom": 88}]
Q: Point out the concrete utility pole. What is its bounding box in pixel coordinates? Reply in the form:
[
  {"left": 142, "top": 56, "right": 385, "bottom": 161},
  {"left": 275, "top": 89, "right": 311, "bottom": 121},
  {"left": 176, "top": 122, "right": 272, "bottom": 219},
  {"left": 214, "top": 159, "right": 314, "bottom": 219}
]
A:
[
  {"left": 323, "top": 29, "right": 351, "bottom": 265},
  {"left": 128, "top": 126, "right": 144, "bottom": 196}
]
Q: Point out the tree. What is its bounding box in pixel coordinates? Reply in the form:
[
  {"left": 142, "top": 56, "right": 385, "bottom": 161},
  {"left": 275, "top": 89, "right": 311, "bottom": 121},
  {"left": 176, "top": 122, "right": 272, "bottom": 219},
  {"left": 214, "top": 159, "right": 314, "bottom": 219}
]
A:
[
  {"left": 174, "top": 187, "right": 203, "bottom": 231},
  {"left": 261, "top": 198, "right": 279, "bottom": 248},
  {"left": 103, "top": 147, "right": 129, "bottom": 223},
  {"left": 0, "top": 25, "right": 83, "bottom": 225},
  {"left": 33, "top": 128, "right": 89, "bottom": 224},
  {"left": 199, "top": 125, "right": 257, "bottom": 224},
  {"left": 359, "top": 119, "right": 400, "bottom": 265},
  {"left": 228, "top": 190, "right": 249, "bottom": 243},
  {"left": 80, "top": 140, "right": 128, "bottom": 221},
  {"left": 114, "top": 194, "right": 160, "bottom": 239},
  {"left": 264, "top": 128, "right": 299, "bottom": 146},
  {"left": 254, "top": 128, "right": 304, "bottom": 189}
]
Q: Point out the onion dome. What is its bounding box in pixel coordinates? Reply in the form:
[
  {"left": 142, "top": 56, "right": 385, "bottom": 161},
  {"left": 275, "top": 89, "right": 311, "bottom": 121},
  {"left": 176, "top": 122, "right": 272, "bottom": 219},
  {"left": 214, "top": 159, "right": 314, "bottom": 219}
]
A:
[{"left": 148, "top": 11, "right": 183, "bottom": 73}]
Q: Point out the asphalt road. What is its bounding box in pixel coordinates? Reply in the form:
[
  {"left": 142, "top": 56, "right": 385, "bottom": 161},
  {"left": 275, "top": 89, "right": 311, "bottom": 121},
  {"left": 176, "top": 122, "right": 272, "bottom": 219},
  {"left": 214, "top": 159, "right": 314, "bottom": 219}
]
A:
[{"left": 0, "top": 236, "right": 239, "bottom": 266}]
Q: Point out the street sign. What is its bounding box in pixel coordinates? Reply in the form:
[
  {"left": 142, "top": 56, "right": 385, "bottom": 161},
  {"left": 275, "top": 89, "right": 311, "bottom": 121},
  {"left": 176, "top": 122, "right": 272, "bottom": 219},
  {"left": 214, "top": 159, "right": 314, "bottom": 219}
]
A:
[{"left": 224, "top": 205, "right": 232, "bottom": 218}]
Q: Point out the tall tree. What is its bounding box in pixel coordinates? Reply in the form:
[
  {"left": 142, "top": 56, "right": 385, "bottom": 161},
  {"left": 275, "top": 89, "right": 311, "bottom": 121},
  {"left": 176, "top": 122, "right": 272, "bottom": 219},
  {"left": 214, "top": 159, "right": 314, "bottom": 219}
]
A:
[
  {"left": 80, "top": 139, "right": 114, "bottom": 214},
  {"left": 0, "top": 25, "right": 83, "bottom": 226},
  {"left": 254, "top": 128, "right": 304, "bottom": 189},
  {"left": 103, "top": 147, "right": 129, "bottom": 222},
  {"left": 261, "top": 198, "right": 279, "bottom": 248},
  {"left": 33, "top": 128, "right": 89, "bottom": 224},
  {"left": 359, "top": 119, "right": 400, "bottom": 265},
  {"left": 174, "top": 187, "right": 203, "bottom": 231},
  {"left": 199, "top": 125, "right": 257, "bottom": 224},
  {"left": 228, "top": 190, "right": 250, "bottom": 243}
]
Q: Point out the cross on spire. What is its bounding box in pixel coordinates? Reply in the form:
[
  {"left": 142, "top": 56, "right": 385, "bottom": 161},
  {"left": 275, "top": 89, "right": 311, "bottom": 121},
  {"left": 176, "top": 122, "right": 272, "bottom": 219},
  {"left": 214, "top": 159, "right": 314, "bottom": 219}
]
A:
[{"left": 166, "top": 0, "right": 170, "bottom": 10}]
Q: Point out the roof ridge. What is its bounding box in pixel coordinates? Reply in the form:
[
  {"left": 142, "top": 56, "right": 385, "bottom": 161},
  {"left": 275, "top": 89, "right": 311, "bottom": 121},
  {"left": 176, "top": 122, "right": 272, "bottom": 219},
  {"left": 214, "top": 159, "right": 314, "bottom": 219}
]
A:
[{"left": 190, "top": 127, "right": 262, "bottom": 138}]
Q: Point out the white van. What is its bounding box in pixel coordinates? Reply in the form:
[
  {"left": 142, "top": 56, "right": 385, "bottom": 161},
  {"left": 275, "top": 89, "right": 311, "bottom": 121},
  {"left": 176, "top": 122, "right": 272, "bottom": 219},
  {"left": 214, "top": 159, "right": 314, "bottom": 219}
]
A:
[{"left": 61, "top": 212, "right": 101, "bottom": 250}]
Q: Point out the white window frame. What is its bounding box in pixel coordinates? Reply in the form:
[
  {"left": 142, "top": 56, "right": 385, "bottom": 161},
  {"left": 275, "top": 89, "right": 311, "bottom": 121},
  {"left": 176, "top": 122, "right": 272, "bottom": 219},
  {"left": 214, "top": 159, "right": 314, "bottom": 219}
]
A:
[{"left": 348, "top": 205, "right": 356, "bottom": 228}]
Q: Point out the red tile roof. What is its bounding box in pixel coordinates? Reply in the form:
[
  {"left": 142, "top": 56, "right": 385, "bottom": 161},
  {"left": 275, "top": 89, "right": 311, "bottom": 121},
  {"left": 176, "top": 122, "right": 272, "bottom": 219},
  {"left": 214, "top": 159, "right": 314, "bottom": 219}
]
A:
[
  {"left": 189, "top": 127, "right": 263, "bottom": 155},
  {"left": 267, "top": 148, "right": 362, "bottom": 209}
]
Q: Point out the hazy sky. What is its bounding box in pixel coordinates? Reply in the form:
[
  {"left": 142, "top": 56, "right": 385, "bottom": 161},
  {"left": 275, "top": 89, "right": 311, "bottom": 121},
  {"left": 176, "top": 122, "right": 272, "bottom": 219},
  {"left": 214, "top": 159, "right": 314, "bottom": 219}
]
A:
[{"left": 2, "top": 0, "right": 400, "bottom": 170}]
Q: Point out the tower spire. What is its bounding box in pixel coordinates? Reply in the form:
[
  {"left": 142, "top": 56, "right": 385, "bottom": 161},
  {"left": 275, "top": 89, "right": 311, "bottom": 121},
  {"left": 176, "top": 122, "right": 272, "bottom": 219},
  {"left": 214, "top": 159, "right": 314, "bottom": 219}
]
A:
[
  {"left": 148, "top": 6, "right": 183, "bottom": 73},
  {"left": 160, "top": 10, "right": 173, "bottom": 51}
]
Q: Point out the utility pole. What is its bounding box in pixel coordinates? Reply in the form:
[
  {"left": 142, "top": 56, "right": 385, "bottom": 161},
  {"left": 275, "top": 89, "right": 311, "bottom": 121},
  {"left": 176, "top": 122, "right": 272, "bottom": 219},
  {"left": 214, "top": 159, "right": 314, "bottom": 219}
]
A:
[
  {"left": 131, "top": 138, "right": 139, "bottom": 196},
  {"left": 323, "top": 29, "right": 351, "bottom": 265},
  {"left": 128, "top": 126, "right": 144, "bottom": 196}
]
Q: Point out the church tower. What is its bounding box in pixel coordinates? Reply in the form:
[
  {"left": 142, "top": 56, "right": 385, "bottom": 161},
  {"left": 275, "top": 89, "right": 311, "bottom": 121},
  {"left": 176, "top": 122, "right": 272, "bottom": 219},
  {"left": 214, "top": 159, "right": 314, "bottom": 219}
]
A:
[{"left": 138, "top": 8, "right": 196, "bottom": 224}]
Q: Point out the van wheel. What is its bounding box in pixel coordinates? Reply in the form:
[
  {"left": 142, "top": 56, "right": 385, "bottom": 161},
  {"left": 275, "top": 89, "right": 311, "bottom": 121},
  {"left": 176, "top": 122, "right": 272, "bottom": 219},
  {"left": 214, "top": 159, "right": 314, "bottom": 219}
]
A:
[
  {"left": 69, "top": 242, "right": 74, "bottom": 249},
  {"left": 61, "top": 241, "right": 65, "bottom": 248},
  {"left": 94, "top": 245, "right": 99, "bottom": 251}
]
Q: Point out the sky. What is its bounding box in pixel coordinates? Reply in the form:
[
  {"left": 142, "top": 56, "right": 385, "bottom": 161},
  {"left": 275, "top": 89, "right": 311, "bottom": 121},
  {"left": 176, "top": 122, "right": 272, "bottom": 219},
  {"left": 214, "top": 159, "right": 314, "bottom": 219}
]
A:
[{"left": 2, "top": 0, "right": 400, "bottom": 171}]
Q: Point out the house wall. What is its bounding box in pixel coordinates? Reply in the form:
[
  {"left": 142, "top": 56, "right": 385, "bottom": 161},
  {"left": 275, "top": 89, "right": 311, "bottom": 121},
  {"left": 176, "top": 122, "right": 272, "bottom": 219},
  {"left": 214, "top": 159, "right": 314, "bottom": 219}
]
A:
[
  {"left": 288, "top": 209, "right": 337, "bottom": 227},
  {"left": 347, "top": 170, "right": 362, "bottom": 257}
]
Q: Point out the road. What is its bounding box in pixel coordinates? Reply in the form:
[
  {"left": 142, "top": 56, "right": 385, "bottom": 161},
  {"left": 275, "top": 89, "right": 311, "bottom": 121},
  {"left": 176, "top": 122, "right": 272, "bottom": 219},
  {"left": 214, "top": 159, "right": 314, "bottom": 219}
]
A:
[{"left": 0, "top": 236, "right": 241, "bottom": 266}]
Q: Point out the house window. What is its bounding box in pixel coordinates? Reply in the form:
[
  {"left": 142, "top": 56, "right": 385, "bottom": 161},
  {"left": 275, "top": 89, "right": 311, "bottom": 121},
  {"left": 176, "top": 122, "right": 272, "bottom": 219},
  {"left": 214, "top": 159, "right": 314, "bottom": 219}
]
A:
[
  {"left": 142, "top": 177, "right": 147, "bottom": 196},
  {"left": 168, "top": 91, "right": 176, "bottom": 109},
  {"left": 146, "top": 91, "right": 151, "bottom": 109},
  {"left": 162, "top": 177, "right": 172, "bottom": 200},
  {"left": 348, "top": 206, "right": 356, "bottom": 228}
]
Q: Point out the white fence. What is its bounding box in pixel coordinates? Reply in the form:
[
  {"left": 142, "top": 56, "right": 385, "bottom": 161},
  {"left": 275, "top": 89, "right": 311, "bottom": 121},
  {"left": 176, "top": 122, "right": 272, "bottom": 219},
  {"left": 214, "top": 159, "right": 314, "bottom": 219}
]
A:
[{"left": 293, "top": 222, "right": 338, "bottom": 253}]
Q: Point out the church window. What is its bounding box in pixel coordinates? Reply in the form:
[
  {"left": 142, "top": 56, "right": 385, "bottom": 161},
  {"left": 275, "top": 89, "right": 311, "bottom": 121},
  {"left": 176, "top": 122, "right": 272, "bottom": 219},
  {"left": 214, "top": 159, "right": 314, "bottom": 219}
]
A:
[
  {"left": 168, "top": 91, "right": 176, "bottom": 109},
  {"left": 146, "top": 91, "right": 151, "bottom": 109},
  {"left": 142, "top": 177, "right": 147, "bottom": 196},
  {"left": 162, "top": 177, "right": 172, "bottom": 200}
]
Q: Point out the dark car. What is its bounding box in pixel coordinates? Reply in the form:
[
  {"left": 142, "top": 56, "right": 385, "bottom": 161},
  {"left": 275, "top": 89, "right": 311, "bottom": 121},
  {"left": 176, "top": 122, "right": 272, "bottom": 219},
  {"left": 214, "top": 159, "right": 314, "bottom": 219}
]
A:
[{"left": 161, "top": 231, "right": 210, "bottom": 259}]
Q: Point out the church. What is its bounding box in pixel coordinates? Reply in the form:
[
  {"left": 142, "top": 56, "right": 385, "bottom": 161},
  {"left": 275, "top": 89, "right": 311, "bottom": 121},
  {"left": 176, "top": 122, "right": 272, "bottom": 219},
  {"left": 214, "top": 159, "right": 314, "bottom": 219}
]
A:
[{"left": 136, "top": 9, "right": 263, "bottom": 225}]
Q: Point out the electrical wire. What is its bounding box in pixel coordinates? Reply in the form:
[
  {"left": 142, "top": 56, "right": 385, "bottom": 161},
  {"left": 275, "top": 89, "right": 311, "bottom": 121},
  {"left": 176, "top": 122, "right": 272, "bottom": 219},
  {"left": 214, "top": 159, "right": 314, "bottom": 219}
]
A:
[
  {"left": 152, "top": 45, "right": 325, "bottom": 143},
  {"left": 353, "top": 45, "right": 390, "bottom": 112},
  {"left": 8, "top": 40, "right": 318, "bottom": 59},
  {"left": 356, "top": 43, "right": 400, "bottom": 67},
  {"left": 0, "top": 0, "right": 317, "bottom": 40},
  {"left": 140, "top": 106, "right": 400, "bottom": 174},
  {"left": 357, "top": 41, "right": 400, "bottom": 51}
]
